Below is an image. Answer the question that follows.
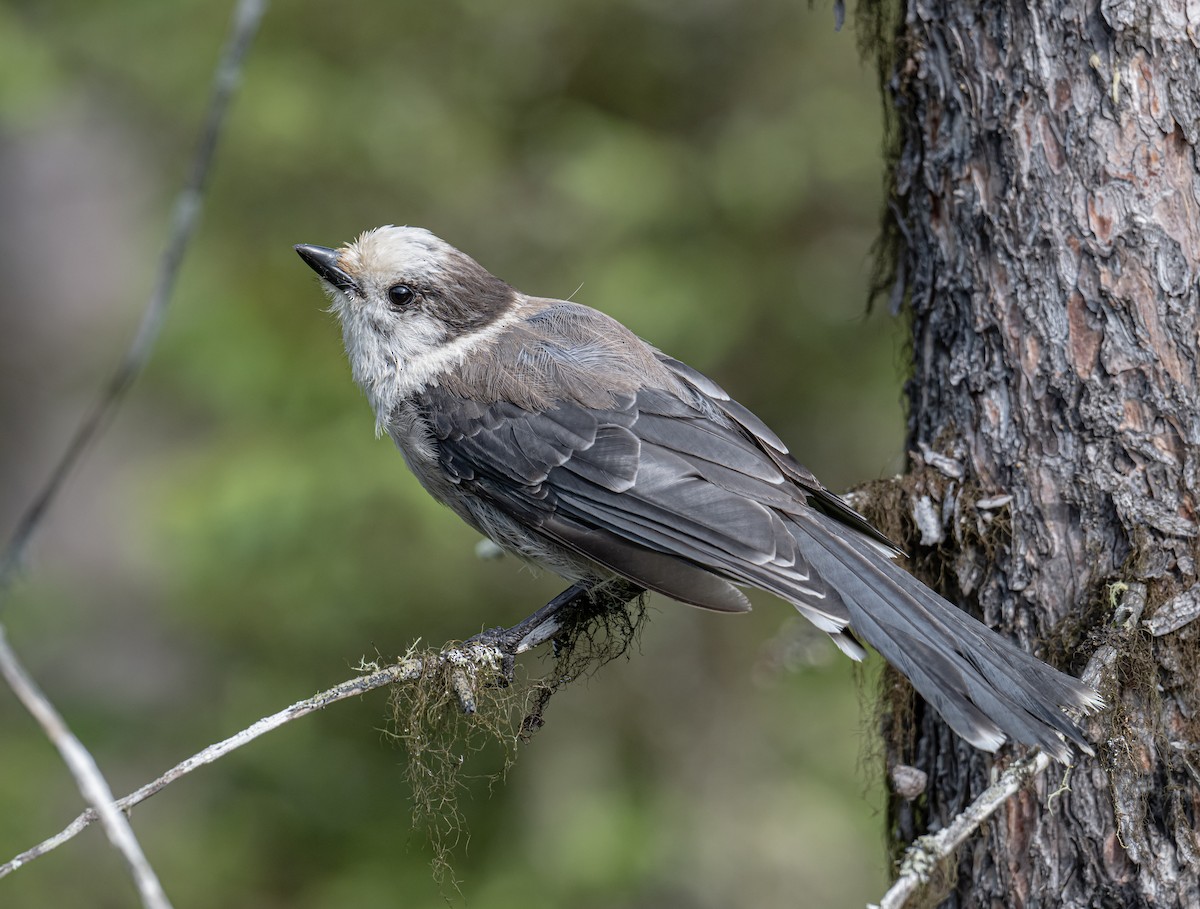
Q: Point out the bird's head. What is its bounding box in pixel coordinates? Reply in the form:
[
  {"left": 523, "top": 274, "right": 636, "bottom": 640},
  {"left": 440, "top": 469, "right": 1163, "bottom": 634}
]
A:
[{"left": 295, "top": 226, "right": 518, "bottom": 417}]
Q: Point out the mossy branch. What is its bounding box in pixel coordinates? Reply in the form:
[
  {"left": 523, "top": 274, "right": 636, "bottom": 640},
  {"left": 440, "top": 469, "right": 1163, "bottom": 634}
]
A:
[{"left": 0, "top": 580, "right": 645, "bottom": 883}]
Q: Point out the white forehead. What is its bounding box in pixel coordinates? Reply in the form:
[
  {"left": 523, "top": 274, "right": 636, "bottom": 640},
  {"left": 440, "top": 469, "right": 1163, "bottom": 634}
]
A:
[{"left": 339, "top": 225, "right": 456, "bottom": 285}]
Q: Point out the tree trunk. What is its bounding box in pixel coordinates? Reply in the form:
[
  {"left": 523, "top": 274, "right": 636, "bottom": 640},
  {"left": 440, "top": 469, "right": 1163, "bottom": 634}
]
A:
[{"left": 866, "top": 1, "right": 1200, "bottom": 905}]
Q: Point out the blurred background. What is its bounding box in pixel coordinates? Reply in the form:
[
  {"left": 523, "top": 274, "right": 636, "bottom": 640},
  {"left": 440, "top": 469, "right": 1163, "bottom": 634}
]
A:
[{"left": 0, "top": 1, "right": 905, "bottom": 906}]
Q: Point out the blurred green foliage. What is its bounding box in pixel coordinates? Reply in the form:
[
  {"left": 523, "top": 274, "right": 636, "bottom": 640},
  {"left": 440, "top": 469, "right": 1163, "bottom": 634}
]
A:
[{"left": 1, "top": 0, "right": 903, "bottom": 906}]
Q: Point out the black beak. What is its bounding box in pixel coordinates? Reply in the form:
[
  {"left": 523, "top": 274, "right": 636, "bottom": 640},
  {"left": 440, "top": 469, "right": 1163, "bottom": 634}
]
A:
[{"left": 294, "top": 244, "right": 358, "bottom": 293}]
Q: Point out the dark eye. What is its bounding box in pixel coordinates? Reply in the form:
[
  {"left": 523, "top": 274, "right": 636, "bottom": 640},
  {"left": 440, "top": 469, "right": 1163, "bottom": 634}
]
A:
[{"left": 387, "top": 284, "right": 416, "bottom": 309}]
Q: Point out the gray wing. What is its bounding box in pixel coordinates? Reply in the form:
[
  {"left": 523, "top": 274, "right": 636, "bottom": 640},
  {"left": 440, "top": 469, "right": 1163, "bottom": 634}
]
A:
[
  {"left": 421, "top": 372, "right": 1100, "bottom": 760},
  {"left": 425, "top": 383, "right": 863, "bottom": 643},
  {"left": 652, "top": 352, "right": 900, "bottom": 552}
]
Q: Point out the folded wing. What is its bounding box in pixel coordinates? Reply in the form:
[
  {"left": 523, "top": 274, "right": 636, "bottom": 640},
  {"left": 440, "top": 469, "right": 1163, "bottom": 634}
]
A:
[{"left": 421, "top": 362, "right": 1100, "bottom": 760}]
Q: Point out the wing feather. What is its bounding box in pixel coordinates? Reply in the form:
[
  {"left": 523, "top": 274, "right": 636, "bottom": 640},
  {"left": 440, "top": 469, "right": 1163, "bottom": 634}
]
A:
[
  {"left": 417, "top": 341, "right": 1097, "bottom": 758},
  {"left": 426, "top": 385, "right": 847, "bottom": 625}
]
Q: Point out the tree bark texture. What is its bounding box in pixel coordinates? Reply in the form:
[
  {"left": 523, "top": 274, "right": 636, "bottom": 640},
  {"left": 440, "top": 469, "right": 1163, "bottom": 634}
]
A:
[{"left": 869, "top": 1, "right": 1200, "bottom": 906}]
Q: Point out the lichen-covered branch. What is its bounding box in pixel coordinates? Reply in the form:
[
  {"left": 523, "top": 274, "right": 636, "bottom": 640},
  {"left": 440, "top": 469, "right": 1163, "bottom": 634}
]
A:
[
  {"left": 872, "top": 752, "right": 1052, "bottom": 909},
  {"left": 0, "top": 581, "right": 643, "bottom": 881}
]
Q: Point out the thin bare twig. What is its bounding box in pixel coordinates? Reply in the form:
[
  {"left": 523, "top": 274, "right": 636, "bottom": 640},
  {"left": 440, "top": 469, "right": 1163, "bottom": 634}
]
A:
[
  {"left": 0, "top": 625, "right": 173, "bottom": 908},
  {"left": 0, "top": 0, "right": 268, "bottom": 593},
  {"left": 0, "top": 583, "right": 621, "bottom": 880},
  {"left": 0, "top": 2, "right": 266, "bottom": 905},
  {"left": 870, "top": 751, "right": 1052, "bottom": 909},
  {"left": 0, "top": 659, "right": 427, "bottom": 881}
]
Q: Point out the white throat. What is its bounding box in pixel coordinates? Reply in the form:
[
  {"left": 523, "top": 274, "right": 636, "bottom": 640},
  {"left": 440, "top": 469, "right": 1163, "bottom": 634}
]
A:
[{"left": 340, "top": 298, "right": 525, "bottom": 432}]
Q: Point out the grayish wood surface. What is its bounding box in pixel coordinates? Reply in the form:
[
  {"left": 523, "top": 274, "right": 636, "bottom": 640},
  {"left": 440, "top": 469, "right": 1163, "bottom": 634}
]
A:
[{"left": 868, "top": 1, "right": 1200, "bottom": 905}]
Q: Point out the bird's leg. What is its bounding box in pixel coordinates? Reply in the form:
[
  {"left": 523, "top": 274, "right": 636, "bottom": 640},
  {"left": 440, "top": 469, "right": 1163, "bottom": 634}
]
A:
[
  {"left": 466, "top": 583, "right": 586, "bottom": 656},
  {"left": 466, "top": 580, "right": 644, "bottom": 680}
]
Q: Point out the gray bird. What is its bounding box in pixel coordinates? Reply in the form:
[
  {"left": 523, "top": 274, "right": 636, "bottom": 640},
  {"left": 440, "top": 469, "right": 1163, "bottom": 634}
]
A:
[{"left": 295, "top": 226, "right": 1102, "bottom": 761}]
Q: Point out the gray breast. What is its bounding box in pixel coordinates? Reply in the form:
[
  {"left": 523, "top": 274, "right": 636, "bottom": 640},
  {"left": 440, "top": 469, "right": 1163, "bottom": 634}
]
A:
[
  {"left": 386, "top": 399, "right": 456, "bottom": 503},
  {"left": 386, "top": 396, "right": 604, "bottom": 582}
]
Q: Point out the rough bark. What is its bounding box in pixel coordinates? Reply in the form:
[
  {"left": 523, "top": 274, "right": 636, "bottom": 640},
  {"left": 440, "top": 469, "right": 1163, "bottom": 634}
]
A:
[{"left": 865, "top": 1, "right": 1200, "bottom": 906}]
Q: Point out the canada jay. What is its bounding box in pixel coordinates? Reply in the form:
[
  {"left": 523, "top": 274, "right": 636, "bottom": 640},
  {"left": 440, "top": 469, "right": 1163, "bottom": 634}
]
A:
[{"left": 296, "top": 226, "right": 1101, "bottom": 760}]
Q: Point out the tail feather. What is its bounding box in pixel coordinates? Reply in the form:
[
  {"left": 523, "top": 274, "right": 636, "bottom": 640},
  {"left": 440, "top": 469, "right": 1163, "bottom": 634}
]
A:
[
  {"left": 789, "top": 511, "right": 1101, "bottom": 761},
  {"left": 822, "top": 520, "right": 1095, "bottom": 747},
  {"left": 886, "top": 558, "right": 1101, "bottom": 742}
]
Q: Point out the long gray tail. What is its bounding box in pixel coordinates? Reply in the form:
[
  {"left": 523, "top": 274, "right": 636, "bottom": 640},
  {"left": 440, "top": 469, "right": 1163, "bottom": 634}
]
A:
[{"left": 789, "top": 511, "right": 1103, "bottom": 762}]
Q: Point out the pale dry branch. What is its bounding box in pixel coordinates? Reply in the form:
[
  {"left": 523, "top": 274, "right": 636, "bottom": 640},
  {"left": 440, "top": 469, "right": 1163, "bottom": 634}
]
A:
[
  {"left": 0, "top": 626, "right": 173, "bottom": 909},
  {"left": 0, "top": 581, "right": 620, "bottom": 880},
  {"left": 0, "top": 1, "right": 266, "bottom": 903},
  {"left": 870, "top": 751, "right": 1052, "bottom": 909},
  {"left": 0, "top": 658, "right": 434, "bottom": 881}
]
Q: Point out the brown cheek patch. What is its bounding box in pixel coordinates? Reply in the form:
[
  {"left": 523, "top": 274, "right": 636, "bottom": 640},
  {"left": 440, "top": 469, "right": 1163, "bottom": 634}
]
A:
[{"left": 427, "top": 254, "right": 516, "bottom": 335}]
